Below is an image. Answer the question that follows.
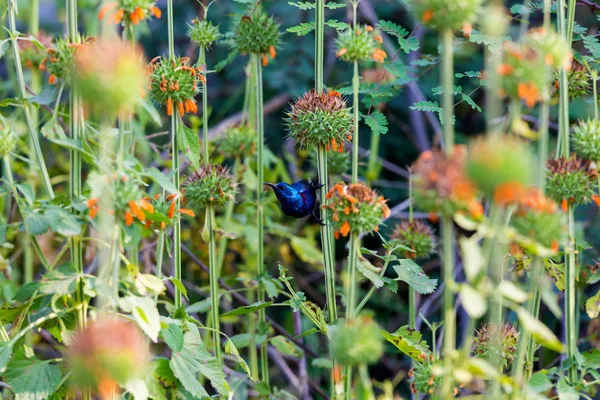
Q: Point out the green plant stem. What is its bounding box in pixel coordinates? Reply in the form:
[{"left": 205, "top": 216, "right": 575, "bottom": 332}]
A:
[
  {"left": 254, "top": 53, "right": 268, "bottom": 386},
  {"left": 408, "top": 174, "right": 416, "bottom": 329},
  {"left": 557, "top": 0, "right": 571, "bottom": 158},
  {"left": 440, "top": 28, "right": 456, "bottom": 398},
  {"left": 352, "top": 60, "right": 359, "bottom": 184},
  {"left": 216, "top": 158, "right": 239, "bottom": 275},
  {"left": 566, "top": 206, "right": 577, "bottom": 382},
  {"left": 354, "top": 256, "right": 391, "bottom": 316},
  {"left": 7, "top": 2, "right": 54, "bottom": 199},
  {"left": 366, "top": 126, "right": 380, "bottom": 184},
  {"left": 593, "top": 70, "right": 599, "bottom": 122},
  {"left": 155, "top": 230, "right": 165, "bottom": 281},
  {"left": 343, "top": 232, "right": 360, "bottom": 400}
]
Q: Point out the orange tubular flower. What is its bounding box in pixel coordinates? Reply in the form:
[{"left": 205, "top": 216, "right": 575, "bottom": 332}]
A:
[
  {"left": 177, "top": 102, "right": 184, "bottom": 117},
  {"left": 179, "top": 208, "right": 195, "bottom": 217},
  {"left": 593, "top": 194, "right": 600, "bottom": 207},
  {"left": 113, "top": 9, "right": 125, "bottom": 24},
  {"left": 262, "top": 54, "right": 268, "bottom": 67},
  {"left": 493, "top": 182, "right": 526, "bottom": 207},
  {"left": 98, "top": 2, "right": 117, "bottom": 20},
  {"left": 372, "top": 49, "right": 387, "bottom": 63},
  {"left": 168, "top": 199, "right": 177, "bottom": 218},
  {"left": 336, "top": 48, "right": 348, "bottom": 57},
  {"left": 422, "top": 9, "right": 434, "bottom": 23},
  {"left": 48, "top": 74, "right": 57, "bottom": 84},
  {"left": 166, "top": 98, "right": 173, "bottom": 116},
  {"left": 124, "top": 211, "right": 134, "bottom": 226},
  {"left": 269, "top": 45, "right": 276, "bottom": 59},
  {"left": 497, "top": 64, "right": 514, "bottom": 76},
  {"left": 129, "top": 201, "right": 146, "bottom": 221},
  {"left": 517, "top": 82, "right": 540, "bottom": 108},
  {"left": 151, "top": 6, "right": 162, "bottom": 18},
  {"left": 561, "top": 198, "right": 569, "bottom": 211}
]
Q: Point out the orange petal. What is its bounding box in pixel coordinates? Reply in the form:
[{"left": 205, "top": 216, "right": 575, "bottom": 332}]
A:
[
  {"left": 166, "top": 98, "right": 173, "bottom": 116},
  {"left": 340, "top": 221, "right": 351, "bottom": 237},
  {"left": 561, "top": 198, "right": 568, "bottom": 212},
  {"left": 168, "top": 200, "right": 176, "bottom": 218},
  {"left": 152, "top": 6, "right": 162, "bottom": 18},
  {"left": 98, "top": 2, "right": 117, "bottom": 20},
  {"left": 269, "top": 45, "right": 276, "bottom": 59},
  {"left": 48, "top": 74, "right": 57, "bottom": 84},
  {"left": 87, "top": 198, "right": 98, "bottom": 208},
  {"left": 139, "top": 199, "right": 155, "bottom": 214},
  {"left": 89, "top": 207, "right": 98, "bottom": 219},
  {"left": 124, "top": 211, "right": 134, "bottom": 226},
  {"left": 262, "top": 54, "right": 268, "bottom": 67},
  {"left": 113, "top": 9, "right": 124, "bottom": 24},
  {"left": 593, "top": 194, "right": 600, "bottom": 207},
  {"left": 422, "top": 9, "right": 434, "bottom": 23},
  {"left": 179, "top": 208, "right": 195, "bottom": 217},
  {"left": 178, "top": 102, "right": 184, "bottom": 116},
  {"left": 129, "top": 201, "right": 146, "bottom": 221}
]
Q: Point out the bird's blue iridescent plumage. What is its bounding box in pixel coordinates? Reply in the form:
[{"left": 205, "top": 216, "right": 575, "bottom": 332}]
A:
[{"left": 265, "top": 180, "right": 320, "bottom": 219}]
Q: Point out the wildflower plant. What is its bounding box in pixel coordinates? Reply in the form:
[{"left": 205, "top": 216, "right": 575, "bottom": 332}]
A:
[
  {"left": 286, "top": 89, "right": 354, "bottom": 151},
  {"left": 391, "top": 220, "right": 436, "bottom": 259},
  {"left": 330, "top": 315, "right": 384, "bottom": 366},
  {"left": 408, "top": 0, "right": 483, "bottom": 31},
  {"left": 188, "top": 19, "right": 221, "bottom": 49},
  {"left": 472, "top": 323, "right": 519, "bottom": 372},
  {"left": 232, "top": 8, "right": 281, "bottom": 66},
  {"left": 217, "top": 125, "right": 256, "bottom": 159},
  {"left": 98, "top": 0, "right": 161, "bottom": 26},
  {"left": 43, "top": 37, "right": 94, "bottom": 85},
  {"left": 19, "top": 32, "right": 52, "bottom": 70},
  {"left": 546, "top": 155, "right": 597, "bottom": 207},
  {"left": 335, "top": 25, "right": 387, "bottom": 64},
  {"left": 182, "top": 165, "right": 237, "bottom": 210},
  {"left": 146, "top": 56, "right": 203, "bottom": 117},
  {"left": 572, "top": 119, "right": 600, "bottom": 163}
]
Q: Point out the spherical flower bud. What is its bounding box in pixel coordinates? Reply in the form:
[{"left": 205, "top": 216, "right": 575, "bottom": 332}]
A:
[
  {"left": 523, "top": 28, "right": 572, "bottom": 71},
  {"left": 472, "top": 323, "right": 519, "bottom": 372},
  {"left": 546, "top": 155, "right": 597, "bottom": 207},
  {"left": 188, "top": 19, "right": 221, "bottom": 48},
  {"left": 217, "top": 124, "right": 256, "bottom": 160},
  {"left": 552, "top": 60, "right": 590, "bottom": 101},
  {"left": 466, "top": 135, "right": 534, "bottom": 199},
  {"left": 335, "top": 25, "right": 387, "bottom": 64},
  {"left": 286, "top": 89, "right": 353, "bottom": 151},
  {"left": 97, "top": 0, "right": 162, "bottom": 26},
  {"left": 0, "top": 121, "right": 16, "bottom": 157},
  {"left": 67, "top": 317, "right": 150, "bottom": 394},
  {"left": 44, "top": 37, "right": 95, "bottom": 86},
  {"left": 182, "top": 165, "right": 237, "bottom": 209},
  {"left": 19, "top": 31, "right": 52, "bottom": 70},
  {"left": 75, "top": 39, "right": 146, "bottom": 116},
  {"left": 572, "top": 119, "right": 600, "bottom": 163},
  {"left": 497, "top": 41, "right": 550, "bottom": 108},
  {"left": 87, "top": 171, "right": 153, "bottom": 228},
  {"left": 408, "top": 0, "right": 483, "bottom": 31},
  {"left": 324, "top": 181, "right": 390, "bottom": 239},
  {"left": 412, "top": 146, "right": 482, "bottom": 219},
  {"left": 409, "top": 358, "right": 442, "bottom": 395},
  {"left": 309, "top": 148, "right": 350, "bottom": 176},
  {"left": 233, "top": 8, "right": 281, "bottom": 66},
  {"left": 146, "top": 56, "right": 203, "bottom": 117},
  {"left": 510, "top": 187, "right": 563, "bottom": 254},
  {"left": 391, "top": 220, "right": 436, "bottom": 259},
  {"left": 330, "top": 315, "right": 383, "bottom": 366}
]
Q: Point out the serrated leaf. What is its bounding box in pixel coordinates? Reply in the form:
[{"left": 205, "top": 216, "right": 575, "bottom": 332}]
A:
[
  {"left": 224, "top": 339, "right": 254, "bottom": 381},
  {"left": 362, "top": 111, "right": 388, "bottom": 135},
  {"left": 383, "top": 60, "right": 407, "bottom": 79},
  {"left": 469, "top": 30, "right": 511, "bottom": 52},
  {"left": 270, "top": 335, "right": 302, "bottom": 358},
  {"left": 357, "top": 256, "right": 384, "bottom": 288},
  {"left": 39, "top": 263, "right": 80, "bottom": 295},
  {"left": 527, "top": 371, "right": 552, "bottom": 393},
  {"left": 582, "top": 349, "right": 600, "bottom": 369},
  {"left": 378, "top": 20, "right": 418, "bottom": 53},
  {"left": 325, "top": 20, "right": 348, "bottom": 31},
  {"left": 5, "top": 353, "right": 62, "bottom": 400},
  {"left": 288, "top": 1, "right": 314, "bottom": 10},
  {"left": 222, "top": 301, "right": 273, "bottom": 317},
  {"left": 585, "top": 288, "right": 600, "bottom": 319},
  {"left": 0, "top": 342, "right": 13, "bottom": 373},
  {"left": 461, "top": 92, "right": 481, "bottom": 112},
  {"left": 144, "top": 168, "right": 178, "bottom": 195},
  {"left": 557, "top": 377, "right": 578, "bottom": 400},
  {"left": 325, "top": 2, "right": 345, "bottom": 9},
  {"left": 381, "top": 325, "right": 431, "bottom": 361},
  {"left": 161, "top": 323, "right": 184, "bottom": 352},
  {"left": 44, "top": 206, "right": 82, "bottom": 237},
  {"left": 392, "top": 259, "right": 438, "bottom": 295},
  {"left": 516, "top": 307, "right": 563, "bottom": 353},
  {"left": 287, "top": 22, "right": 315, "bottom": 36},
  {"left": 176, "top": 120, "right": 201, "bottom": 171},
  {"left": 119, "top": 295, "right": 161, "bottom": 342},
  {"left": 24, "top": 212, "right": 50, "bottom": 236},
  {"left": 167, "top": 278, "right": 188, "bottom": 300}
]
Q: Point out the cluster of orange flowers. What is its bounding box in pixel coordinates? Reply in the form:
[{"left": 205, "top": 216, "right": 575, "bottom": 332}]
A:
[
  {"left": 98, "top": 2, "right": 161, "bottom": 25},
  {"left": 87, "top": 197, "right": 154, "bottom": 227}
]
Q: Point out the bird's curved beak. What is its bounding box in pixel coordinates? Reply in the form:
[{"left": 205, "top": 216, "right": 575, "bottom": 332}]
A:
[{"left": 263, "top": 183, "right": 276, "bottom": 189}]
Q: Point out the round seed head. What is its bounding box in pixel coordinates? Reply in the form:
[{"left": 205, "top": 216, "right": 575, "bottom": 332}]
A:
[
  {"left": 335, "top": 25, "right": 387, "bottom": 64},
  {"left": 19, "top": 31, "right": 52, "bottom": 70},
  {"left": 472, "top": 323, "right": 519, "bottom": 372},
  {"left": 188, "top": 19, "right": 221, "bottom": 48},
  {"left": 572, "top": 119, "right": 600, "bottom": 162},
  {"left": 552, "top": 60, "right": 590, "bottom": 101},
  {"left": 217, "top": 125, "right": 256, "bottom": 160},
  {"left": 330, "top": 315, "right": 384, "bottom": 366},
  {"left": 409, "top": 359, "right": 442, "bottom": 395},
  {"left": 391, "top": 220, "right": 436, "bottom": 259},
  {"left": 546, "top": 155, "right": 597, "bottom": 206},
  {"left": 233, "top": 8, "right": 281, "bottom": 57},
  {"left": 182, "top": 165, "right": 237, "bottom": 209},
  {"left": 45, "top": 37, "right": 95, "bottom": 86},
  {"left": 286, "top": 89, "right": 353, "bottom": 150},
  {"left": 323, "top": 181, "right": 390, "bottom": 238},
  {"left": 408, "top": 0, "right": 483, "bottom": 31},
  {"left": 522, "top": 28, "right": 572, "bottom": 71}
]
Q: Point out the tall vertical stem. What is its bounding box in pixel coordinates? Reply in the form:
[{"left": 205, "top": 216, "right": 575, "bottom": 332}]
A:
[
  {"left": 343, "top": 232, "right": 360, "bottom": 400},
  {"left": 440, "top": 28, "right": 456, "bottom": 398},
  {"left": 7, "top": 2, "right": 54, "bottom": 199},
  {"left": 566, "top": 207, "right": 577, "bottom": 381},
  {"left": 408, "top": 174, "right": 416, "bottom": 329},
  {"left": 166, "top": 0, "right": 182, "bottom": 309},
  {"left": 254, "top": 54, "right": 268, "bottom": 385},
  {"left": 352, "top": 60, "right": 359, "bottom": 184}
]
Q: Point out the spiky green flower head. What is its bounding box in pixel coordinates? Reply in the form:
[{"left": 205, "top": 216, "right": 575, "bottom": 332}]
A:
[
  {"left": 523, "top": 28, "right": 572, "bottom": 72},
  {"left": 44, "top": 37, "right": 95, "bottom": 86},
  {"left": 233, "top": 8, "right": 281, "bottom": 65},
  {"left": 182, "top": 165, "right": 237, "bottom": 210},
  {"left": 286, "top": 90, "right": 353, "bottom": 150},
  {"left": 75, "top": 39, "right": 146, "bottom": 116},
  {"left": 188, "top": 19, "right": 221, "bottom": 49},
  {"left": 409, "top": 358, "right": 442, "bottom": 396},
  {"left": 511, "top": 187, "right": 563, "bottom": 254},
  {"left": 552, "top": 59, "right": 590, "bottom": 101},
  {"left": 407, "top": 0, "right": 483, "bottom": 31},
  {"left": 498, "top": 41, "right": 551, "bottom": 108},
  {"left": 391, "top": 220, "right": 436, "bottom": 259},
  {"left": 335, "top": 25, "right": 387, "bottom": 64},
  {"left": 323, "top": 182, "right": 390, "bottom": 239},
  {"left": 0, "top": 119, "right": 16, "bottom": 157},
  {"left": 217, "top": 125, "right": 256, "bottom": 160},
  {"left": 412, "top": 146, "right": 483, "bottom": 219},
  {"left": 146, "top": 56, "right": 203, "bottom": 117},
  {"left": 472, "top": 323, "right": 519, "bottom": 372},
  {"left": 330, "top": 315, "right": 384, "bottom": 366},
  {"left": 19, "top": 31, "right": 52, "bottom": 71},
  {"left": 309, "top": 148, "right": 350, "bottom": 176},
  {"left": 572, "top": 119, "right": 600, "bottom": 163},
  {"left": 546, "top": 155, "right": 597, "bottom": 207},
  {"left": 466, "top": 135, "right": 534, "bottom": 199}
]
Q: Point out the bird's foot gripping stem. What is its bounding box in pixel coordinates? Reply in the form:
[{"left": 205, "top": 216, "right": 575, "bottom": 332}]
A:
[
  {"left": 312, "top": 211, "right": 326, "bottom": 226},
  {"left": 310, "top": 181, "right": 325, "bottom": 190}
]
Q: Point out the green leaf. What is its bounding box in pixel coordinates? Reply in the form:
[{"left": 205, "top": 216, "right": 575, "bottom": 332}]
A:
[
  {"left": 161, "top": 323, "right": 184, "bottom": 352},
  {"left": 13, "top": 281, "right": 39, "bottom": 302},
  {"left": 0, "top": 39, "right": 10, "bottom": 59},
  {"left": 460, "top": 236, "right": 484, "bottom": 282},
  {"left": 357, "top": 256, "right": 384, "bottom": 288},
  {"left": 582, "top": 349, "right": 600, "bottom": 369},
  {"left": 28, "top": 85, "right": 57, "bottom": 106},
  {"left": 169, "top": 324, "right": 229, "bottom": 397},
  {"left": 459, "top": 284, "right": 487, "bottom": 319},
  {"left": 5, "top": 352, "right": 62, "bottom": 400},
  {"left": 381, "top": 325, "right": 431, "bottom": 361},
  {"left": 167, "top": 278, "right": 188, "bottom": 300},
  {"left": 0, "top": 342, "right": 13, "bottom": 373},
  {"left": 378, "top": 20, "right": 418, "bottom": 53},
  {"left": 527, "top": 371, "right": 553, "bottom": 393},
  {"left": 544, "top": 258, "right": 565, "bottom": 291},
  {"left": 222, "top": 301, "right": 273, "bottom": 317},
  {"left": 24, "top": 212, "right": 50, "bottom": 236},
  {"left": 290, "top": 236, "right": 323, "bottom": 265},
  {"left": 325, "top": 2, "right": 345, "bottom": 9},
  {"left": 186, "top": 299, "right": 211, "bottom": 314},
  {"left": 392, "top": 259, "right": 438, "bottom": 295},
  {"left": 312, "top": 358, "right": 333, "bottom": 368},
  {"left": 270, "top": 335, "right": 302, "bottom": 358},
  {"left": 224, "top": 339, "right": 254, "bottom": 381},
  {"left": 383, "top": 60, "right": 407, "bottom": 79},
  {"left": 585, "top": 288, "right": 600, "bottom": 319},
  {"left": 135, "top": 273, "right": 166, "bottom": 297},
  {"left": 287, "top": 22, "right": 315, "bottom": 36},
  {"left": 325, "top": 20, "right": 349, "bottom": 31},
  {"left": 288, "top": 1, "right": 314, "bottom": 9},
  {"left": 177, "top": 120, "right": 201, "bottom": 171},
  {"left": 39, "top": 263, "right": 80, "bottom": 295},
  {"left": 144, "top": 168, "right": 179, "bottom": 195},
  {"left": 44, "top": 206, "right": 82, "bottom": 237},
  {"left": 516, "top": 307, "right": 563, "bottom": 353},
  {"left": 362, "top": 111, "right": 388, "bottom": 135},
  {"left": 469, "top": 30, "right": 511, "bottom": 52},
  {"left": 461, "top": 92, "right": 481, "bottom": 112},
  {"left": 557, "top": 377, "right": 579, "bottom": 400},
  {"left": 119, "top": 295, "right": 161, "bottom": 342}
]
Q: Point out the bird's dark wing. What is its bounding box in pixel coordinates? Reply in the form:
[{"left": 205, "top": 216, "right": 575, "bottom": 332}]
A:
[{"left": 292, "top": 180, "right": 313, "bottom": 194}]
